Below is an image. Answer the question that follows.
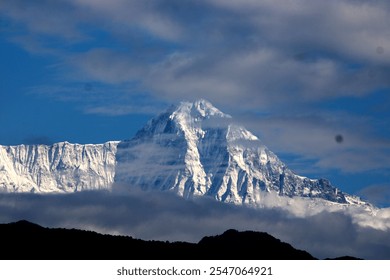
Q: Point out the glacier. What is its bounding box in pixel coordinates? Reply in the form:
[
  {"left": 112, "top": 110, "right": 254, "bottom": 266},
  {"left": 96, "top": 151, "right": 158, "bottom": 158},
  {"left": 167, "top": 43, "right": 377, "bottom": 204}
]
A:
[{"left": 0, "top": 99, "right": 368, "bottom": 208}]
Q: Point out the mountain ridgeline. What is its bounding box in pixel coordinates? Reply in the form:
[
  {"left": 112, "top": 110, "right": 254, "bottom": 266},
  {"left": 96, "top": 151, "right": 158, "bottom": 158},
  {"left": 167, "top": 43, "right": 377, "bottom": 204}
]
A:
[
  {"left": 0, "top": 99, "right": 366, "bottom": 208},
  {"left": 0, "top": 220, "right": 316, "bottom": 260}
]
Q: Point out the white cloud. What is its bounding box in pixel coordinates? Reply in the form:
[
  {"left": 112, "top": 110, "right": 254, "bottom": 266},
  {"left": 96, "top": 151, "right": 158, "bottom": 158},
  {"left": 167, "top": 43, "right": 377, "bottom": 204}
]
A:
[
  {"left": 83, "top": 104, "right": 159, "bottom": 116},
  {"left": 0, "top": 191, "right": 390, "bottom": 259},
  {"left": 3, "top": 0, "right": 390, "bottom": 110},
  {"left": 1, "top": 1, "right": 390, "bottom": 183},
  {"left": 0, "top": 0, "right": 85, "bottom": 40},
  {"left": 209, "top": 0, "right": 390, "bottom": 64},
  {"left": 350, "top": 207, "right": 390, "bottom": 231},
  {"left": 71, "top": 0, "right": 183, "bottom": 41}
]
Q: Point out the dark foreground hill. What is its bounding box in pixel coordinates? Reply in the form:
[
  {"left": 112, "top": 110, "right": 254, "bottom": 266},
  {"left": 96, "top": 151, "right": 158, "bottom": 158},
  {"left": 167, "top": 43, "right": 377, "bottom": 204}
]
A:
[{"left": 0, "top": 220, "right": 316, "bottom": 260}]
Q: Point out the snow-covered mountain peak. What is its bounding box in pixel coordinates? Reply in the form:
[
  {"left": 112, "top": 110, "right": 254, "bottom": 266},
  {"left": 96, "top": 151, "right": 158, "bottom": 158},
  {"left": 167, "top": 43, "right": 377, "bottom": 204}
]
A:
[
  {"left": 170, "top": 99, "right": 231, "bottom": 122},
  {"left": 0, "top": 98, "right": 370, "bottom": 211},
  {"left": 114, "top": 99, "right": 369, "bottom": 208},
  {"left": 192, "top": 99, "right": 231, "bottom": 119},
  {"left": 132, "top": 100, "right": 230, "bottom": 139}
]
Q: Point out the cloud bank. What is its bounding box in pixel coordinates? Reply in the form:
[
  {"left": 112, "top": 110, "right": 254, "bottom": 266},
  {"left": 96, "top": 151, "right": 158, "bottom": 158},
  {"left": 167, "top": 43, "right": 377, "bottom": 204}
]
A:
[{"left": 0, "top": 189, "right": 389, "bottom": 260}]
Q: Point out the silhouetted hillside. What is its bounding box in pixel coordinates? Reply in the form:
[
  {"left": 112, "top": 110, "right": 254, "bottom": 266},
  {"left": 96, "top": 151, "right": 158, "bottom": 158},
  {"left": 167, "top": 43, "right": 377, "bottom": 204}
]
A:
[
  {"left": 198, "top": 229, "right": 314, "bottom": 260},
  {"left": 0, "top": 220, "right": 317, "bottom": 259},
  {"left": 325, "top": 256, "right": 363, "bottom": 260}
]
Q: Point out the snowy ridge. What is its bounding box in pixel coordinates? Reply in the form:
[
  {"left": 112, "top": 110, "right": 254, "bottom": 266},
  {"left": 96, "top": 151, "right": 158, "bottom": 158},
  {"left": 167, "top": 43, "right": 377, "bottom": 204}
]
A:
[
  {"left": 0, "top": 99, "right": 369, "bottom": 209},
  {"left": 0, "top": 141, "right": 117, "bottom": 193}
]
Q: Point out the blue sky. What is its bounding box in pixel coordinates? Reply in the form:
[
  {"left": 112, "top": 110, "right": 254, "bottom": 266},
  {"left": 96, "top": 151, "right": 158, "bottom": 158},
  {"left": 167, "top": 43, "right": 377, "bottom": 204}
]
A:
[{"left": 1, "top": 0, "right": 390, "bottom": 206}]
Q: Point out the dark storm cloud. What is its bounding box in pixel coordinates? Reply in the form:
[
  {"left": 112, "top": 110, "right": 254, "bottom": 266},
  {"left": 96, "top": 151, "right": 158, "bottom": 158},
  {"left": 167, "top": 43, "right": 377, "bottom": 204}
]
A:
[{"left": 0, "top": 190, "right": 389, "bottom": 259}]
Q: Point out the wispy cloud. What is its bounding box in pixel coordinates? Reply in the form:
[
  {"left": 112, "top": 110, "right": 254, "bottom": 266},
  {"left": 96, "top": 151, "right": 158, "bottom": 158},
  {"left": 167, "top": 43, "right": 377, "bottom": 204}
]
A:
[
  {"left": 28, "top": 83, "right": 167, "bottom": 116},
  {"left": 114, "top": 141, "right": 186, "bottom": 187},
  {"left": 359, "top": 184, "right": 390, "bottom": 208},
  {"left": 1, "top": 0, "right": 390, "bottom": 175},
  {"left": 83, "top": 104, "right": 160, "bottom": 116},
  {"left": 4, "top": 0, "right": 390, "bottom": 103},
  {"left": 234, "top": 112, "right": 390, "bottom": 173}
]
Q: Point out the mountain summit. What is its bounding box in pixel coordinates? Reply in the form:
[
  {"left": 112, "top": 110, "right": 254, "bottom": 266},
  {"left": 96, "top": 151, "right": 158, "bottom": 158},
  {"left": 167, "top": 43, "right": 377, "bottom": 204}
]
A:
[
  {"left": 0, "top": 99, "right": 366, "bottom": 208},
  {"left": 115, "top": 99, "right": 365, "bottom": 207}
]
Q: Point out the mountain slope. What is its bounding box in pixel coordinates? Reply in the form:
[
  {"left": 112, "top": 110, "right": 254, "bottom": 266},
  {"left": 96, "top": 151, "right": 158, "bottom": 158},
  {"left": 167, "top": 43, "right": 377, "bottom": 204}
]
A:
[
  {"left": 0, "top": 141, "right": 117, "bottom": 192},
  {"left": 115, "top": 99, "right": 366, "bottom": 207}
]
